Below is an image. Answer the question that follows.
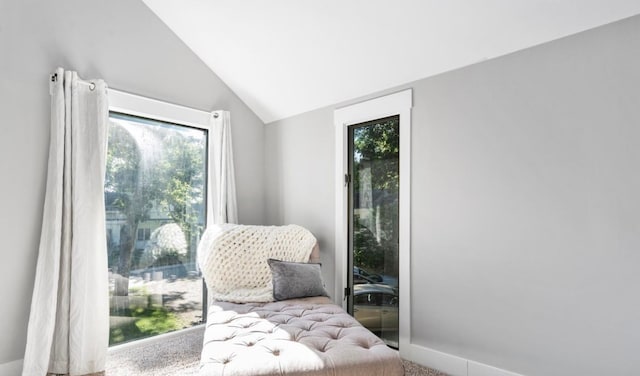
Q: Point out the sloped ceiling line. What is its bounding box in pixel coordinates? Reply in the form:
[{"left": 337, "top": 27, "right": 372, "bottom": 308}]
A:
[{"left": 143, "top": 0, "right": 640, "bottom": 123}]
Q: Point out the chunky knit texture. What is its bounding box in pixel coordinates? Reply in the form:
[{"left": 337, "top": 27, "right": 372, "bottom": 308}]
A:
[{"left": 197, "top": 224, "right": 317, "bottom": 303}]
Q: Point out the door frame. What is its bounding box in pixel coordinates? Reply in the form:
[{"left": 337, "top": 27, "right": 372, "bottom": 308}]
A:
[{"left": 334, "top": 89, "right": 412, "bottom": 354}]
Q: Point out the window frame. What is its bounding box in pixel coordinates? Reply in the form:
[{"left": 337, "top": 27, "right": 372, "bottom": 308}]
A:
[
  {"left": 107, "top": 89, "right": 215, "bottom": 343},
  {"left": 334, "top": 89, "right": 412, "bottom": 355}
]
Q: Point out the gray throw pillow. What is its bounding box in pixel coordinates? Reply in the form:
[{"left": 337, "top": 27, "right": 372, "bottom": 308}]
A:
[{"left": 267, "top": 258, "right": 328, "bottom": 301}]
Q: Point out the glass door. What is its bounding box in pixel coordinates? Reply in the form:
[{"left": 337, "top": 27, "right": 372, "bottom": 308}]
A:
[{"left": 347, "top": 115, "right": 400, "bottom": 348}]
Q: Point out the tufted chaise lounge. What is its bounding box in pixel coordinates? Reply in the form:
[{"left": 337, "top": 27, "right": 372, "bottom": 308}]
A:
[
  {"left": 197, "top": 224, "right": 404, "bottom": 376},
  {"left": 200, "top": 296, "right": 404, "bottom": 376}
]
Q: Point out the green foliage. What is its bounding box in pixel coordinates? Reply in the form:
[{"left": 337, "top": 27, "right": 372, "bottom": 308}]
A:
[
  {"left": 353, "top": 217, "right": 385, "bottom": 272},
  {"left": 133, "top": 307, "right": 180, "bottom": 335},
  {"left": 353, "top": 117, "right": 399, "bottom": 192},
  {"left": 127, "top": 285, "right": 149, "bottom": 296},
  {"left": 352, "top": 116, "right": 400, "bottom": 276},
  {"left": 105, "top": 123, "right": 160, "bottom": 223},
  {"left": 109, "top": 306, "right": 180, "bottom": 345},
  {"left": 157, "top": 132, "right": 206, "bottom": 241},
  {"left": 105, "top": 115, "right": 205, "bottom": 286}
]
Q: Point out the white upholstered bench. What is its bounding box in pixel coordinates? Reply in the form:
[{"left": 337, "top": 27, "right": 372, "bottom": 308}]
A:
[{"left": 197, "top": 224, "right": 404, "bottom": 376}]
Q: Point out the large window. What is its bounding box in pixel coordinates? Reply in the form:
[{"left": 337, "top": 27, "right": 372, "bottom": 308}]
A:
[{"left": 105, "top": 95, "right": 210, "bottom": 345}]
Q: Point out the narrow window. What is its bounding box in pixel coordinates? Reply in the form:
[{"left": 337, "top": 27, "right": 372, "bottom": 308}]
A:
[
  {"left": 349, "top": 115, "right": 400, "bottom": 348},
  {"left": 334, "top": 89, "right": 411, "bottom": 354}
]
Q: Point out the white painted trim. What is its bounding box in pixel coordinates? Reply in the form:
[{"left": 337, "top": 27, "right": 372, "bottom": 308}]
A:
[
  {"left": 468, "top": 360, "right": 526, "bottom": 376},
  {"left": 0, "top": 359, "right": 23, "bottom": 376},
  {"left": 108, "top": 324, "right": 205, "bottom": 354},
  {"left": 108, "top": 89, "right": 212, "bottom": 130},
  {"left": 407, "top": 344, "right": 468, "bottom": 376},
  {"left": 407, "top": 343, "right": 526, "bottom": 376},
  {"left": 333, "top": 116, "right": 348, "bottom": 303},
  {"left": 333, "top": 89, "right": 412, "bottom": 356}
]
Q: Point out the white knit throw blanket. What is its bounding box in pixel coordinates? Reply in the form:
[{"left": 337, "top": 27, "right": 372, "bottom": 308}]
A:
[{"left": 197, "top": 224, "right": 317, "bottom": 303}]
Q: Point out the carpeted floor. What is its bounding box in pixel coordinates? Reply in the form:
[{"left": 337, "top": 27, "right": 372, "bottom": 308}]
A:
[{"left": 106, "top": 325, "right": 446, "bottom": 375}]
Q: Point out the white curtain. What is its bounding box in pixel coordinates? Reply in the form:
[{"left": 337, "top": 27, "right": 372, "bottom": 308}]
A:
[
  {"left": 23, "top": 68, "right": 109, "bottom": 376},
  {"left": 209, "top": 110, "right": 238, "bottom": 224}
]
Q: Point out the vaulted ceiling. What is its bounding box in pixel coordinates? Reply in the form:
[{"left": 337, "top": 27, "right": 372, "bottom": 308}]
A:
[{"left": 142, "top": 1, "right": 640, "bottom": 123}]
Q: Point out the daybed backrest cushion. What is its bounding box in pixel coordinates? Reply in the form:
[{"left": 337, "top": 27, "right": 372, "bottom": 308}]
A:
[{"left": 197, "top": 224, "right": 317, "bottom": 303}]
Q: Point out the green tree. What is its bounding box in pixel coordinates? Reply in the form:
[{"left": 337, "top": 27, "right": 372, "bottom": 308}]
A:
[
  {"left": 105, "top": 122, "right": 160, "bottom": 295},
  {"left": 352, "top": 116, "right": 399, "bottom": 276},
  {"left": 156, "top": 132, "right": 205, "bottom": 257},
  {"left": 105, "top": 118, "right": 205, "bottom": 295},
  {"left": 353, "top": 118, "right": 399, "bottom": 191}
]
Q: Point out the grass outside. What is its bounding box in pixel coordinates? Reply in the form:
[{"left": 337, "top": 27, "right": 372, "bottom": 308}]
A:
[{"left": 109, "top": 278, "right": 202, "bottom": 345}]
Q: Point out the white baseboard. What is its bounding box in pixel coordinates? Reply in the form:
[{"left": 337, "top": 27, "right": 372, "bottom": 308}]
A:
[
  {"left": 0, "top": 358, "right": 23, "bottom": 376},
  {"left": 406, "top": 343, "right": 524, "bottom": 376},
  {"left": 468, "top": 360, "right": 524, "bottom": 376},
  {"left": 407, "top": 344, "right": 468, "bottom": 376}
]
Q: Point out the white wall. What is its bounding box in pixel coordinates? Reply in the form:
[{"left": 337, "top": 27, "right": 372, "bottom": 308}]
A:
[
  {"left": 0, "top": 0, "right": 265, "bottom": 366},
  {"left": 264, "top": 109, "right": 336, "bottom": 298},
  {"left": 264, "top": 15, "right": 640, "bottom": 376}
]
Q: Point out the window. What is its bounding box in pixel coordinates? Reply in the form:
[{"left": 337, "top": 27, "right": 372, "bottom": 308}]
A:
[
  {"left": 334, "top": 89, "right": 411, "bottom": 353},
  {"left": 137, "top": 228, "right": 151, "bottom": 241},
  {"left": 106, "top": 90, "right": 212, "bottom": 345},
  {"left": 348, "top": 115, "right": 400, "bottom": 347}
]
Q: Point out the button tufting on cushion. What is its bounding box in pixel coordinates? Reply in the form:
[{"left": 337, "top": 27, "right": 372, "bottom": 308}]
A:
[{"left": 200, "top": 296, "right": 403, "bottom": 376}]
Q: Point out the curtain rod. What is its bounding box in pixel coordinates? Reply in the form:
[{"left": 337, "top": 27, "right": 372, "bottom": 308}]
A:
[
  {"left": 51, "top": 73, "right": 219, "bottom": 118},
  {"left": 50, "top": 72, "right": 96, "bottom": 91}
]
